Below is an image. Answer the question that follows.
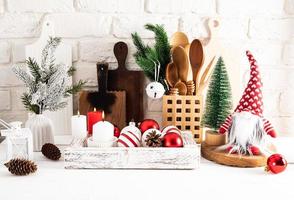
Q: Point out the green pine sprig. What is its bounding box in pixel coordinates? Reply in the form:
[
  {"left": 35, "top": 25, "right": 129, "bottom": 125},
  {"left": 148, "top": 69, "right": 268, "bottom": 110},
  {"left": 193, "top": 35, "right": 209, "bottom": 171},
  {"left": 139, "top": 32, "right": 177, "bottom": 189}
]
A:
[{"left": 132, "top": 24, "right": 171, "bottom": 89}]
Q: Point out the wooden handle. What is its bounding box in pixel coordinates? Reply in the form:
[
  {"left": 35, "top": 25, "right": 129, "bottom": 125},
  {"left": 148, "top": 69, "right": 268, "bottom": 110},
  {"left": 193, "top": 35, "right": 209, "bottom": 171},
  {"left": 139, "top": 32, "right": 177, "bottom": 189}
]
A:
[
  {"left": 208, "top": 18, "right": 220, "bottom": 41},
  {"left": 113, "top": 42, "right": 128, "bottom": 71},
  {"left": 97, "top": 62, "right": 109, "bottom": 93}
]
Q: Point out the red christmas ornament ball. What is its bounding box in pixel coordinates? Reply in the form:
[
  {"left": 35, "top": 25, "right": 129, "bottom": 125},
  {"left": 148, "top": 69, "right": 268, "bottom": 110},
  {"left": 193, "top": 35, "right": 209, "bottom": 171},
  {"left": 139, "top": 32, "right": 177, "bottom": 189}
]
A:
[
  {"left": 139, "top": 119, "right": 160, "bottom": 133},
  {"left": 114, "top": 125, "right": 121, "bottom": 138},
  {"left": 162, "top": 132, "right": 183, "bottom": 148},
  {"left": 266, "top": 154, "right": 287, "bottom": 174}
]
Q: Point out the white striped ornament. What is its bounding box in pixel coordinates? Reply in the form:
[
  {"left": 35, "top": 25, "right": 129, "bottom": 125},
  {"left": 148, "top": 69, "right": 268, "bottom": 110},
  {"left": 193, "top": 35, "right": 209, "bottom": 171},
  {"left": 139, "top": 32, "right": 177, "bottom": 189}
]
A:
[{"left": 117, "top": 123, "right": 141, "bottom": 147}]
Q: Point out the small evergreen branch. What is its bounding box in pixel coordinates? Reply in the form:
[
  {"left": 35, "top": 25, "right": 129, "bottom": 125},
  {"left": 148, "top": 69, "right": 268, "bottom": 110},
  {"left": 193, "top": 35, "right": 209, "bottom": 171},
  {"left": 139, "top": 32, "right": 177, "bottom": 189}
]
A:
[
  {"left": 132, "top": 24, "right": 171, "bottom": 91},
  {"left": 131, "top": 32, "right": 150, "bottom": 58},
  {"left": 67, "top": 66, "right": 76, "bottom": 77},
  {"left": 64, "top": 80, "right": 86, "bottom": 97},
  {"left": 41, "top": 37, "right": 61, "bottom": 69},
  {"left": 21, "top": 93, "right": 40, "bottom": 114},
  {"left": 26, "top": 57, "right": 41, "bottom": 83}
]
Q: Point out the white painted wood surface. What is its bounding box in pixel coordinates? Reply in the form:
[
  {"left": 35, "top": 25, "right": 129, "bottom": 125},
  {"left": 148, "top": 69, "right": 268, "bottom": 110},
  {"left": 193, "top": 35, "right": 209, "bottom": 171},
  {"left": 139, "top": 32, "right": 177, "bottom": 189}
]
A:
[
  {"left": 25, "top": 20, "right": 73, "bottom": 136},
  {"left": 64, "top": 132, "right": 200, "bottom": 169}
]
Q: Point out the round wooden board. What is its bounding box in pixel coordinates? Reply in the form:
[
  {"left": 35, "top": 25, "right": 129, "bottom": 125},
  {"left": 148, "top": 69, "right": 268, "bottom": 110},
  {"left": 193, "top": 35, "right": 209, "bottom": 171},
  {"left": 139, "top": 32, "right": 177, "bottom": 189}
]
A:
[{"left": 201, "top": 143, "right": 266, "bottom": 168}]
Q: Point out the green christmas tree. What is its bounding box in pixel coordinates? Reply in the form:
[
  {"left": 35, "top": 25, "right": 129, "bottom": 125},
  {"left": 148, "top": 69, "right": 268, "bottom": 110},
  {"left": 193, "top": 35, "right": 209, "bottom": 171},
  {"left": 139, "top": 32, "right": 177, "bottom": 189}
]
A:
[
  {"left": 131, "top": 24, "right": 171, "bottom": 89},
  {"left": 201, "top": 57, "right": 233, "bottom": 131}
]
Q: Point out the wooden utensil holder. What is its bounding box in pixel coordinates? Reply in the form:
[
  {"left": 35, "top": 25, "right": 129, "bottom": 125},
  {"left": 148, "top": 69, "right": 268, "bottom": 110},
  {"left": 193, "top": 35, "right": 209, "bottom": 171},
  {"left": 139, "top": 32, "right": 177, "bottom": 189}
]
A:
[{"left": 162, "top": 95, "right": 203, "bottom": 143}]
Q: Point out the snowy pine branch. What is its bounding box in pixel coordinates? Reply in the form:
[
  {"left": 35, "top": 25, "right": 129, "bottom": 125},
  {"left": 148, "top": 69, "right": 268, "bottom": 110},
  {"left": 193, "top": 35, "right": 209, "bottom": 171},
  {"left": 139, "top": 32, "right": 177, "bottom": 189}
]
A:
[{"left": 13, "top": 37, "right": 85, "bottom": 114}]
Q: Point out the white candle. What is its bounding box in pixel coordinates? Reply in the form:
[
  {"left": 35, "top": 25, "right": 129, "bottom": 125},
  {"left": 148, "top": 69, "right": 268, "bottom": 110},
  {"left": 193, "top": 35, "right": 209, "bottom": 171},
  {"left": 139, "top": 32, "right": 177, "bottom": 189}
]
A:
[
  {"left": 93, "top": 112, "right": 114, "bottom": 142},
  {"left": 71, "top": 114, "right": 87, "bottom": 138}
]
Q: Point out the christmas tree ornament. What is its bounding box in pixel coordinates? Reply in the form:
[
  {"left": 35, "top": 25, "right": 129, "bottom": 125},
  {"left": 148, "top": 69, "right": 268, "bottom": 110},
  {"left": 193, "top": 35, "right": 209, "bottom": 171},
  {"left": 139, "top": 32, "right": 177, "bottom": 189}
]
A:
[
  {"left": 161, "top": 125, "right": 181, "bottom": 137},
  {"left": 0, "top": 120, "right": 33, "bottom": 160},
  {"left": 114, "top": 125, "right": 121, "bottom": 138},
  {"left": 142, "top": 129, "right": 162, "bottom": 147},
  {"left": 265, "top": 154, "right": 287, "bottom": 174},
  {"left": 145, "top": 61, "right": 165, "bottom": 99},
  {"left": 132, "top": 24, "right": 171, "bottom": 91},
  {"left": 162, "top": 132, "right": 183, "bottom": 148},
  {"left": 201, "top": 57, "right": 232, "bottom": 146},
  {"left": 219, "top": 51, "right": 276, "bottom": 155},
  {"left": 41, "top": 143, "right": 61, "bottom": 160},
  {"left": 5, "top": 158, "right": 37, "bottom": 176},
  {"left": 117, "top": 122, "right": 142, "bottom": 147},
  {"left": 139, "top": 119, "right": 160, "bottom": 133}
]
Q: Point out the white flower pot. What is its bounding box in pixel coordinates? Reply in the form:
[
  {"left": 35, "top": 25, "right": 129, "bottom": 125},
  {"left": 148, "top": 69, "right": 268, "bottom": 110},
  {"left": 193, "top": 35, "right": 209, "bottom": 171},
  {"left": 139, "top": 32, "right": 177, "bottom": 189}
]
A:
[{"left": 25, "top": 114, "right": 54, "bottom": 151}]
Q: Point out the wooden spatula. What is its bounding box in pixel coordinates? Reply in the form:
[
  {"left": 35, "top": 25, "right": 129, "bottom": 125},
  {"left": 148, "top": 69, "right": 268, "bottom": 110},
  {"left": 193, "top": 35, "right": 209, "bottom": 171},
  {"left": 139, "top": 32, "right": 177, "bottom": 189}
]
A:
[
  {"left": 170, "top": 32, "right": 189, "bottom": 48},
  {"left": 172, "top": 46, "right": 190, "bottom": 82},
  {"left": 189, "top": 39, "right": 204, "bottom": 92},
  {"left": 165, "top": 62, "right": 179, "bottom": 87}
]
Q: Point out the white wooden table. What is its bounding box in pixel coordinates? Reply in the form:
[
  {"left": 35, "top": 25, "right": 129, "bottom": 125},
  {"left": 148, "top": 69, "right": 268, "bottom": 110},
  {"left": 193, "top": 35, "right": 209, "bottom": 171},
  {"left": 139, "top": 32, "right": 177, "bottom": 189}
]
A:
[{"left": 0, "top": 141, "right": 293, "bottom": 200}]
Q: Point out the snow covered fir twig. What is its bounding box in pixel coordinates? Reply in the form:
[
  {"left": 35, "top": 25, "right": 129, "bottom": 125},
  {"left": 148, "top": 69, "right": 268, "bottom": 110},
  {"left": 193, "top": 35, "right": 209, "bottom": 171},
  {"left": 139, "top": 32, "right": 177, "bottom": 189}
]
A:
[{"left": 13, "top": 37, "right": 86, "bottom": 115}]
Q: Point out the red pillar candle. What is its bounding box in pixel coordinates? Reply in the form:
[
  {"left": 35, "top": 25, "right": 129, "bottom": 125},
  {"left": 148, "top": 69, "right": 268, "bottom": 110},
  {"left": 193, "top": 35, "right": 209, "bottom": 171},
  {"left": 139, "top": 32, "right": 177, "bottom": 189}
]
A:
[{"left": 87, "top": 109, "right": 102, "bottom": 136}]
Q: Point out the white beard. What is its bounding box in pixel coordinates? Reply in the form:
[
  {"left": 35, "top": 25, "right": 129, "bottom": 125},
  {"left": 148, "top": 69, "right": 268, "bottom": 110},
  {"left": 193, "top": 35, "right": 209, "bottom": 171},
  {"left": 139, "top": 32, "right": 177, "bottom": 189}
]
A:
[{"left": 221, "top": 111, "right": 268, "bottom": 155}]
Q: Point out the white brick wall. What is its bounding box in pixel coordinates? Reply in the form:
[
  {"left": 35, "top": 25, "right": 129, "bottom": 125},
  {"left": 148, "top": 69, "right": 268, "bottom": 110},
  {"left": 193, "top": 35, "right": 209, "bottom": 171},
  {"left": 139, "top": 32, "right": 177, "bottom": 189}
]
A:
[{"left": 0, "top": 0, "right": 293, "bottom": 136}]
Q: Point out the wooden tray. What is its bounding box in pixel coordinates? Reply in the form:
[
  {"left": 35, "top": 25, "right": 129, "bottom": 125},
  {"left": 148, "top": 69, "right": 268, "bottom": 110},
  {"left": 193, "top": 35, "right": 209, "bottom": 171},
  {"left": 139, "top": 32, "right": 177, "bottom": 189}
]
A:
[
  {"left": 64, "top": 132, "right": 200, "bottom": 170},
  {"left": 201, "top": 143, "right": 266, "bottom": 168},
  {"left": 162, "top": 95, "right": 203, "bottom": 143}
]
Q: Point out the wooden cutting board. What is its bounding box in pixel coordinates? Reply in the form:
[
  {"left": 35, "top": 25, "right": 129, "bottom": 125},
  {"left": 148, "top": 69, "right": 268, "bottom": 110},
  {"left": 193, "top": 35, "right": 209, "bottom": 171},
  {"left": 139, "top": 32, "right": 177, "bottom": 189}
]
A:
[
  {"left": 107, "top": 42, "right": 145, "bottom": 123},
  {"left": 79, "top": 90, "right": 126, "bottom": 130}
]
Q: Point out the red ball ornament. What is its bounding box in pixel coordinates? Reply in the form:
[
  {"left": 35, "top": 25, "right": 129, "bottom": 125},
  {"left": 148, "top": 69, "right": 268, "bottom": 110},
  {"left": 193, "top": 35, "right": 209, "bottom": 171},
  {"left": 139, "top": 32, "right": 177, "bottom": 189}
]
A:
[
  {"left": 139, "top": 119, "right": 160, "bottom": 134},
  {"left": 163, "top": 132, "right": 183, "bottom": 148},
  {"left": 114, "top": 125, "right": 121, "bottom": 138},
  {"left": 266, "top": 154, "right": 287, "bottom": 174}
]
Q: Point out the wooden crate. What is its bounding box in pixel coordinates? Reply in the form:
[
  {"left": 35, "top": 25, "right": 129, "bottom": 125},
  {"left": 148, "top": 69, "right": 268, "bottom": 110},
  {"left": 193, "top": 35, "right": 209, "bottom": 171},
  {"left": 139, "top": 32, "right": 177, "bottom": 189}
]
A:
[
  {"left": 64, "top": 132, "right": 200, "bottom": 170},
  {"left": 162, "top": 95, "right": 203, "bottom": 143}
]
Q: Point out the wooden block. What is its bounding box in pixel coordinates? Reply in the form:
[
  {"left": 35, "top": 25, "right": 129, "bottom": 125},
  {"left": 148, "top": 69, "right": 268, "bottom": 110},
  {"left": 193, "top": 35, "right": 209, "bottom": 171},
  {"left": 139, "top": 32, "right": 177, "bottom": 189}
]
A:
[
  {"left": 162, "top": 95, "right": 203, "bottom": 143},
  {"left": 201, "top": 143, "right": 266, "bottom": 168},
  {"left": 64, "top": 132, "right": 200, "bottom": 169},
  {"left": 79, "top": 90, "right": 126, "bottom": 129}
]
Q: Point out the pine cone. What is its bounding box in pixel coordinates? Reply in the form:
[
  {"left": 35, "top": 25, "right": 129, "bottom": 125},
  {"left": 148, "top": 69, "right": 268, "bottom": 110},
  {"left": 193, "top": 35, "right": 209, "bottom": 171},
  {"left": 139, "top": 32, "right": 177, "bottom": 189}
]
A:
[
  {"left": 145, "top": 130, "right": 162, "bottom": 147},
  {"left": 41, "top": 143, "right": 61, "bottom": 160},
  {"left": 5, "top": 158, "right": 37, "bottom": 176}
]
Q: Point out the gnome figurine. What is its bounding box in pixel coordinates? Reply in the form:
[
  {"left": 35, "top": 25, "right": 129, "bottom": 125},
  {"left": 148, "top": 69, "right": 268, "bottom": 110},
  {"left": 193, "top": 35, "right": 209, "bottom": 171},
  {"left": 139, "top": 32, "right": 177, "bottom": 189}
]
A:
[{"left": 219, "top": 51, "right": 276, "bottom": 155}]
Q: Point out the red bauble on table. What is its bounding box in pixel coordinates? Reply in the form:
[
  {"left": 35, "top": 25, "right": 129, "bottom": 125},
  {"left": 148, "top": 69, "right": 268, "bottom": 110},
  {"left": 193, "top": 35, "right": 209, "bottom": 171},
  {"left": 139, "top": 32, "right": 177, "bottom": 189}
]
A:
[
  {"left": 114, "top": 125, "right": 121, "bottom": 138},
  {"left": 266, "top": 154, "right": 287, "bottom": 174},
  {"left": 162, "top": 132, "right": 183, "bottom": 148},
  {"left": 139, "top": 119, "right": 160, "bottom": 133}
]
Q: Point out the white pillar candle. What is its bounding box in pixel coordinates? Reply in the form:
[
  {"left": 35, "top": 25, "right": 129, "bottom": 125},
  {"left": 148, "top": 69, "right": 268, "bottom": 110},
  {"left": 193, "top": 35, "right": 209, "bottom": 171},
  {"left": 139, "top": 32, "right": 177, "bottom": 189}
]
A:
[
  {"left": 71, "top": 114, "right": 87, "bottom": 138},
  {"left": 92, "top": 112, "right": 114, "bottom": 142}
]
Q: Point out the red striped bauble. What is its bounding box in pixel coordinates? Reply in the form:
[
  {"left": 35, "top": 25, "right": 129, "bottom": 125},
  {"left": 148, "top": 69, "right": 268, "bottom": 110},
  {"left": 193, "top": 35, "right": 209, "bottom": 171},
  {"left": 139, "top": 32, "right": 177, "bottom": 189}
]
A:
[
  {"left": 161, "top": 125, "right": 181, "bottom": 137},
  {"left": 117, "top": 122, "right": 141, "bottom": 147}
]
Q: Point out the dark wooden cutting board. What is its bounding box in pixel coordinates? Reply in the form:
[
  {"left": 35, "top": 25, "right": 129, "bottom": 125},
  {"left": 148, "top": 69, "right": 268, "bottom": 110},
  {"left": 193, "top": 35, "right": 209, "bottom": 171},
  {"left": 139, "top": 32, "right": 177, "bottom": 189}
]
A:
[{"left": 107, "top": 42, "right": 145, "bottom": 123}]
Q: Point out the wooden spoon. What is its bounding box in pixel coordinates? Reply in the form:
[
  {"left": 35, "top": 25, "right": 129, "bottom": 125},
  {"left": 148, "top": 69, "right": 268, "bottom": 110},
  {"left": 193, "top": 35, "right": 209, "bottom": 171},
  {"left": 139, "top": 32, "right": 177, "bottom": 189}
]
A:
[
  {"left": 165, "top": 62, "right": 179, "bottom": 87},
  {"left": 189, "top": 39, "right": 204, "bottom": 91},
  {"left": 172, "top": 46, "right": 190, "bottom": 82},
  {"left": 174, "top": 81, "right": 187, "bottom": 95},
  {"left": 170, "top": 32, "right": 189, "bottom": 48}
]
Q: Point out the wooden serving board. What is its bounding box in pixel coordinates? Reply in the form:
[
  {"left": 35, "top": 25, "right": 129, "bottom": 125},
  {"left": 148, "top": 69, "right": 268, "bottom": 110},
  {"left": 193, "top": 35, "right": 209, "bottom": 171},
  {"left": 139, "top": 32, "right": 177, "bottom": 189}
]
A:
[
  {"left": 107, "top": 42, "right": 145, "bottom": 123},
  {"left": 201, "top": 143, "right": 267, "bottom": 168},
  {"left": 79, "top": 90, "right": 126, "bottom": 129},
  {"left": 64, "top": 132, "right": 200, "bottom": 169}
]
